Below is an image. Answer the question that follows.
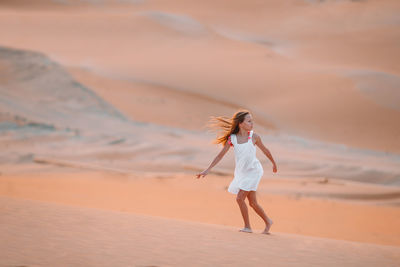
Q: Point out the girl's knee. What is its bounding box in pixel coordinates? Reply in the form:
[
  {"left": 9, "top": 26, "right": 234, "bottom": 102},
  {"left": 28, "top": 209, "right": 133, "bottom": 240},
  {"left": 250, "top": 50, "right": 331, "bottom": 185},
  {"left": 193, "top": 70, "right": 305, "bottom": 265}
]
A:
[
  {"left": 236, "top": 195, "right": 246, "bottom": 203},
  {"left": 249, "top": 201, "right": 258, "bottom": 209}
]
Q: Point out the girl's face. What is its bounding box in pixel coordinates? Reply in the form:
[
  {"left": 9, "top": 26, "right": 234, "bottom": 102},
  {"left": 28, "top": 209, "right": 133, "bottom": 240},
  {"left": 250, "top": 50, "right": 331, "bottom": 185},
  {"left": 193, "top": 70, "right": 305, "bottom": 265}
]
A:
[{"left": 239, "top": 114, "right": 253, "bottom": 131}]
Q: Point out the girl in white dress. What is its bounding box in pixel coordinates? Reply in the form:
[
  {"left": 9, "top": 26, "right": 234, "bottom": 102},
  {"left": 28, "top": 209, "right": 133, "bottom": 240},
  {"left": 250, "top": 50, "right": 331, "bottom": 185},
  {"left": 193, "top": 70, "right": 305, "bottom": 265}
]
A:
[{"left": 196, "top": 110, "right": 277, "bottom": 234}]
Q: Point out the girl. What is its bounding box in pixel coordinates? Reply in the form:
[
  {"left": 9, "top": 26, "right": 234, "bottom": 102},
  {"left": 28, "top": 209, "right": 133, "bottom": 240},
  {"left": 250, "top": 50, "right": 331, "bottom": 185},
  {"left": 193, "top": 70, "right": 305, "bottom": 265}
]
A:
[{"left": 196, "top": 110, "right": 277, "bottom": 234}]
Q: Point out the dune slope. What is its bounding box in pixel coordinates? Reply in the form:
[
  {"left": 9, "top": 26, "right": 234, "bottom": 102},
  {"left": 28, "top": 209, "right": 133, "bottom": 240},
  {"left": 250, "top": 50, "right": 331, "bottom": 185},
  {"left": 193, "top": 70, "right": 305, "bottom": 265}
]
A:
[{"left": 1, "top": 196, "right": 400, "bottom": 267}]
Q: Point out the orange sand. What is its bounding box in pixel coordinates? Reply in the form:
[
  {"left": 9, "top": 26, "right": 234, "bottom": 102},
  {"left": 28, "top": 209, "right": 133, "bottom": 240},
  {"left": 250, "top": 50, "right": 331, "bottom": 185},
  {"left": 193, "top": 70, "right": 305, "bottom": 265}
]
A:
[
  {"left": 1, "top": 0, "right": 400, "bottom": 266},
  {"left": 0, "top": 0, "right": 399, "bottom": 152},
  {"left": 1, "top": 171, "right": 400, "bottom": 247},
  {"left": 2, "top": 195, "right": 399, "bottom": 267}
]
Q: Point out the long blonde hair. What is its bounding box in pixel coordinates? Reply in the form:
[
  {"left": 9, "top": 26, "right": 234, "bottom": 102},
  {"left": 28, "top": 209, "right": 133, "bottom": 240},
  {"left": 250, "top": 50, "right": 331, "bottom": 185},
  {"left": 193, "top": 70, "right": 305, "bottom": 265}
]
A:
[{"left": 208, "top": 109, "right": 250, "bottom": 145}]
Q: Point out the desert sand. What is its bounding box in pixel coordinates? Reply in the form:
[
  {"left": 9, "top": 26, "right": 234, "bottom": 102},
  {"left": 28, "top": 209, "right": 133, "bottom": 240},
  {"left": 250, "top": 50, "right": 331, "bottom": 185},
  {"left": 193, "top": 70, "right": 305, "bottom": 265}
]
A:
[
  {"left": 1, "top": 171, "right": 400, "bottom": 246},
  {"left": 1, "top": 0, "right": 400, "bottom": 266},
  {"left": 2, "top": 195, "right": 400, "bottom": 267}
]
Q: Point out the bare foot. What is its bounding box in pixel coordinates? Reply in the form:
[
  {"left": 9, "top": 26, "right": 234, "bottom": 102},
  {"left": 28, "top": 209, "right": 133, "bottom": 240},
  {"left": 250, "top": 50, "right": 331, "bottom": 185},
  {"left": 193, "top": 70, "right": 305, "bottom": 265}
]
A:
[
  {"left": 239, "top": 227, "right": 253, "bottom": 233},
  {"left": 262, "top": 218, "right": 273, "bottom": 234}
]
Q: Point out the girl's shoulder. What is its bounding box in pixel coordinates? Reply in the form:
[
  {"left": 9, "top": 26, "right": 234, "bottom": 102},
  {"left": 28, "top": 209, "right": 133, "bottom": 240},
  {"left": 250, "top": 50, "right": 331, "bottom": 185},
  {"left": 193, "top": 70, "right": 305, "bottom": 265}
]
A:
[{"left": 252, "top": 131, "right": 261, "bottom": 141}]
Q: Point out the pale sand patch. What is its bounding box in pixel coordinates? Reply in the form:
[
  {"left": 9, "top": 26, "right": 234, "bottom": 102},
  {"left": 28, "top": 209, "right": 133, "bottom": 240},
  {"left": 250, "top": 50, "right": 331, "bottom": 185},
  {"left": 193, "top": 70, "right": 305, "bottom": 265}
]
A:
[{"left": 344, "top": 70, "right": 400, "bottom": 111}]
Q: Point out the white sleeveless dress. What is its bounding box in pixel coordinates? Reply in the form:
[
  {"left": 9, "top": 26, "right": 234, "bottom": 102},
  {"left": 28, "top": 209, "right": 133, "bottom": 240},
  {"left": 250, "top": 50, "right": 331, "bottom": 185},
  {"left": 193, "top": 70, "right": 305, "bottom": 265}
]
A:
[{"left": 228, "top": 130, "right": 264, "bottom": 194}]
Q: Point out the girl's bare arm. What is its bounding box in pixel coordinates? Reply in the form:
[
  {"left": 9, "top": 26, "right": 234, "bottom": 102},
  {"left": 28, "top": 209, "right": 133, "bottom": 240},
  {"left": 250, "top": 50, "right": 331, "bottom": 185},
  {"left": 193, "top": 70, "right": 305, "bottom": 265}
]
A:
[
  {"left": 254, "top": 133, "right": 277, "bottom": 173},
  {"left": 196, "top": 142, "right": 231, "bottom": 178}
]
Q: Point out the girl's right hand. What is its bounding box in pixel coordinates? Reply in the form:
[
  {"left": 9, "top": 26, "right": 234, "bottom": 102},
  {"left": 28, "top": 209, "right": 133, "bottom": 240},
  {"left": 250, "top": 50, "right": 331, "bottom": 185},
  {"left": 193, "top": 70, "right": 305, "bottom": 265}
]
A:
[
  {"left": 196, "top": 170, "right": 209, "bottom": 179},
  {"left": 272, "top": 163, "right": 278, "bottom": 173}
]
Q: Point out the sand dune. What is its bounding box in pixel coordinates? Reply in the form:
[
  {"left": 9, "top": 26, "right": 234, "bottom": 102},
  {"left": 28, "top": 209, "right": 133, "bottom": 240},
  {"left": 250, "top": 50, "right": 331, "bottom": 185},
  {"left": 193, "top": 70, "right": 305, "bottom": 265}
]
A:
[
  {"left": 0, "top": 0, "right": 399, "bottom": 152},
  {"left": 1, "top": 45, "right": 399, "bottom": 185},
  {"left": 2, "top": 172, "right": 400, "bottom": 246},
  {"left": 0, "top": 46, "right": 127, "bottom": 132},
  {"left": 67, "top": 67, "right": 250, "bottom": 131},
  {"left": 1, "top": 1, "right": 400, "bottom": 264},
  {"left": 1, "top": 196, "right": 400, "bottom": 267}
]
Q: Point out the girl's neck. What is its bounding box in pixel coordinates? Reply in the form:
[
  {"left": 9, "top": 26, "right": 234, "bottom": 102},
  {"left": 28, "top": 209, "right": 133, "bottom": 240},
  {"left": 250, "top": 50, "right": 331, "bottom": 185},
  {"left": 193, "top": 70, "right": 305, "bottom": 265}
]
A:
[{"left": 238, "top": 128, "right": 250, "bottom": 136}]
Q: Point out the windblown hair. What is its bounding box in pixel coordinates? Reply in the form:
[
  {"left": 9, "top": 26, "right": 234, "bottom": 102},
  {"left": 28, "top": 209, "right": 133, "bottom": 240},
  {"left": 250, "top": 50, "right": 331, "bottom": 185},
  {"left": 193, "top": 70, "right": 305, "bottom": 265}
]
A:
[{"left": 208, "top": 109, "right": 250, "bottom": 146}]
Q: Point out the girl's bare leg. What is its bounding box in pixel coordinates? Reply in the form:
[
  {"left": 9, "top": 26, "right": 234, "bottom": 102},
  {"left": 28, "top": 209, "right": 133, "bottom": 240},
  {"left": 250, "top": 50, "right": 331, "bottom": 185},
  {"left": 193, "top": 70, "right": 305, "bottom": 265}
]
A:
[
  {"left": 248, "top": 191, "right": 273, "bottom": 234},
  {"left": 236, "top": 190, "right": 252, "bottom": 232}
]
